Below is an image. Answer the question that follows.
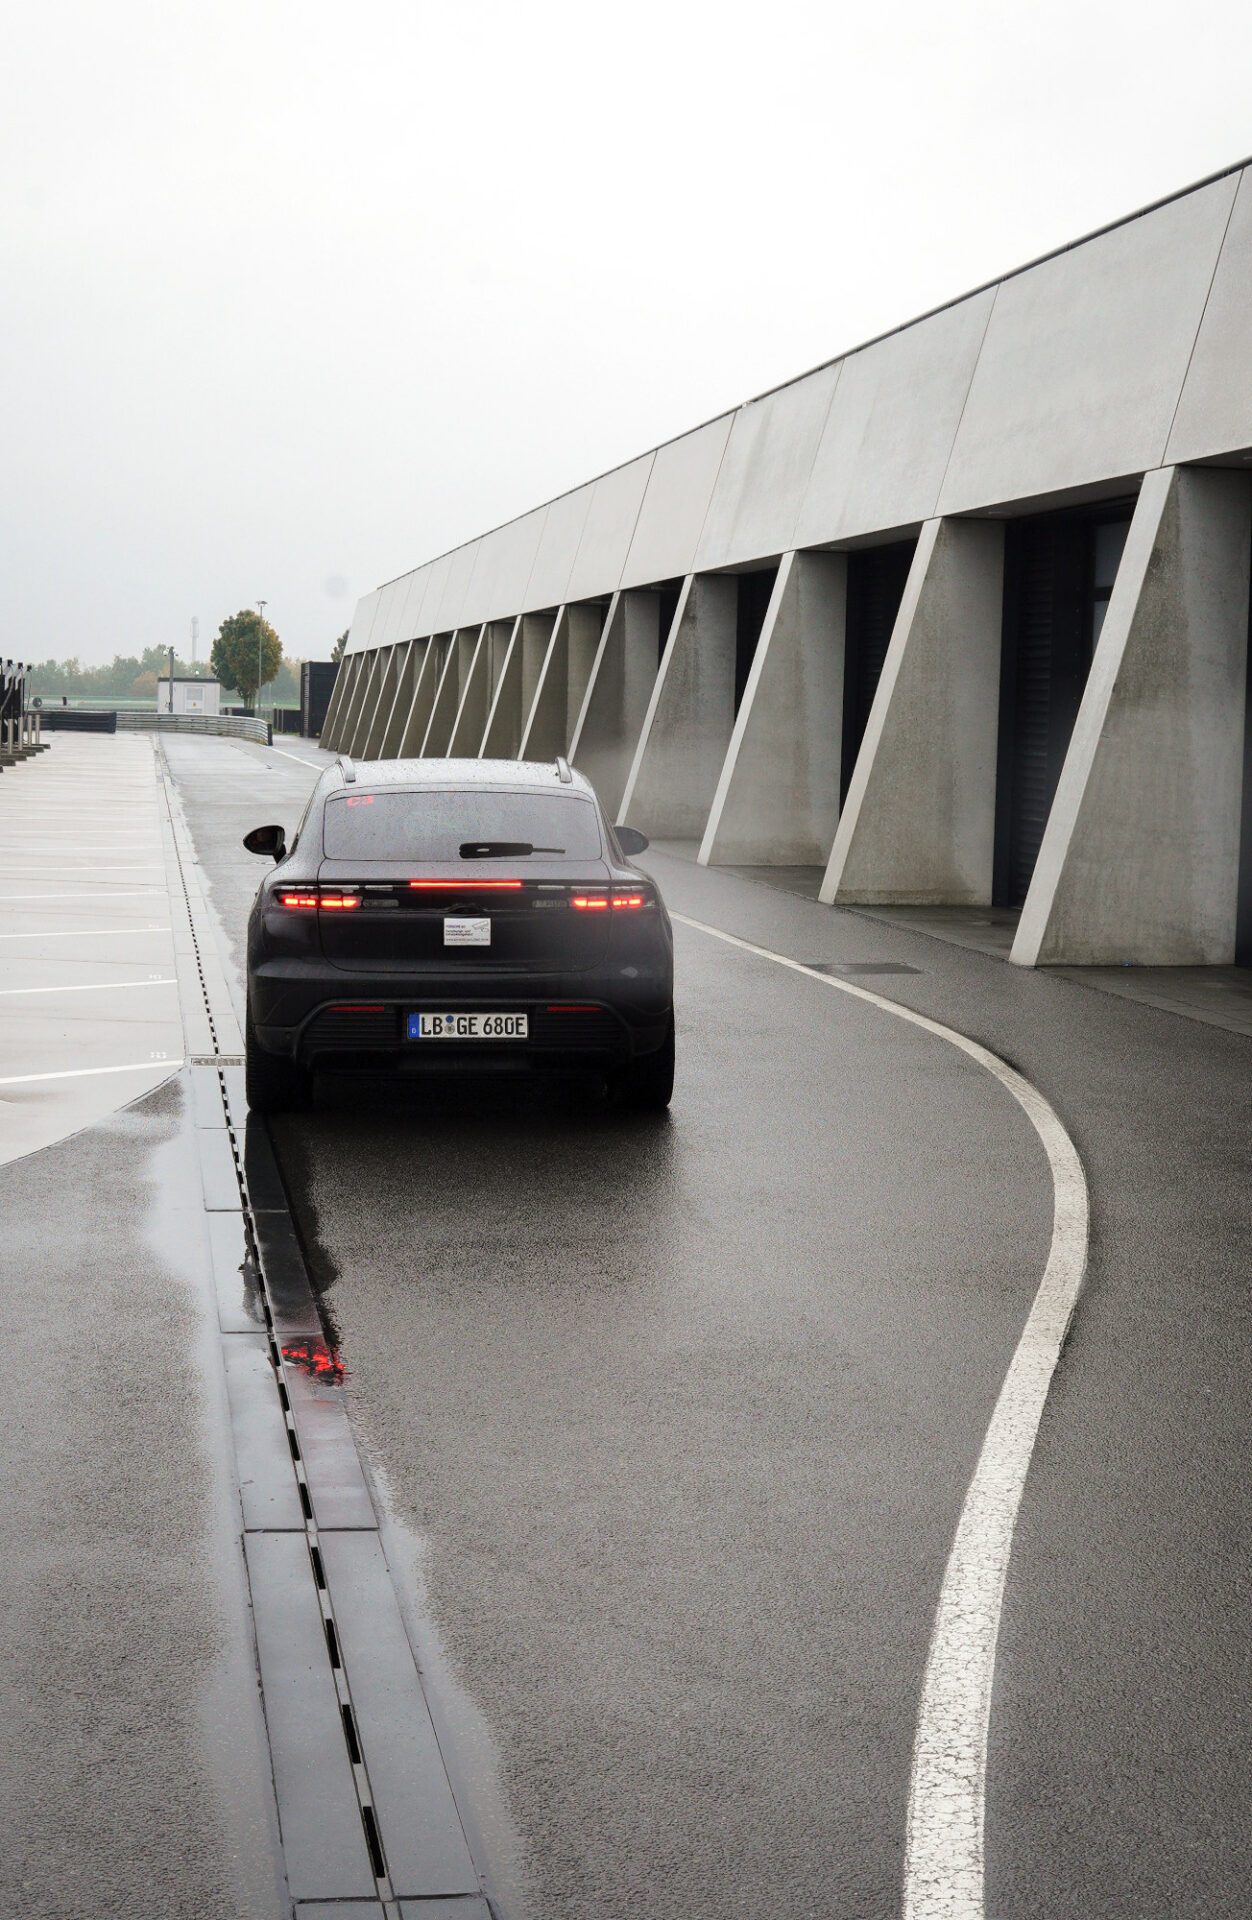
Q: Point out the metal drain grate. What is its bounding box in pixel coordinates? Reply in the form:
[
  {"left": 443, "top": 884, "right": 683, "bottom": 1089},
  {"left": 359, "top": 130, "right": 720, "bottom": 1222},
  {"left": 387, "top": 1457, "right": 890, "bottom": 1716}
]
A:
[{"left": 801, "top": 960, "right": 923, "bottom": 976}]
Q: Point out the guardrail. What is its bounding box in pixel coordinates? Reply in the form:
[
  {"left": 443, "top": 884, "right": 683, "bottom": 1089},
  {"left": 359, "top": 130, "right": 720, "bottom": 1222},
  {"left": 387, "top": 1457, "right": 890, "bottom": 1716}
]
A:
[{"left": 117, "top": 711, "right": 273, "bottom": 744}]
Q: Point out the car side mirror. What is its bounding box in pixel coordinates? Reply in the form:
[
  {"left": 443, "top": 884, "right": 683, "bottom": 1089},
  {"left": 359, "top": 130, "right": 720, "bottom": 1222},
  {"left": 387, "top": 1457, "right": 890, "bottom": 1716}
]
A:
[
  {"left": 243, "top": 824, "right": 287, "bottom": 861},
  {"left": 616, "top": 826, "right": 649, "bottom": 856}
]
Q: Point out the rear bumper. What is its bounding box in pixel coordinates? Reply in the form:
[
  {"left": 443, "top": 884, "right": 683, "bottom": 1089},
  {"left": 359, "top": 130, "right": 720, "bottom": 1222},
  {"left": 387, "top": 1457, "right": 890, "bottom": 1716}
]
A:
[{"left": 250, "top": 962, "right": 672, "bottom": 1071}]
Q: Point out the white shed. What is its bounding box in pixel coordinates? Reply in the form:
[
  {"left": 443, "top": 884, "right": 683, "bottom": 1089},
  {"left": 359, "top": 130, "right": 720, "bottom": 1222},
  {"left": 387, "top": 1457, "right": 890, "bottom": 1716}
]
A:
[{"left": 157, "top": 676, "right": 222, "bottom": 716}]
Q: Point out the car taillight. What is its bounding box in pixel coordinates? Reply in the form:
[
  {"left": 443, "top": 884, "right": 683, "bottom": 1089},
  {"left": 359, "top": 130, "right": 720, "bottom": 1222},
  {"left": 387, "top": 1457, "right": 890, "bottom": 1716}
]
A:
[
  {"left": 570, "top": 894, "right": 609, "bottom": 910},
  {"left": 611, "top": 892, "right": 646, "bottom": 909},
  {"left": 278, "top": 890, "right": 360, "bottom": 910}
]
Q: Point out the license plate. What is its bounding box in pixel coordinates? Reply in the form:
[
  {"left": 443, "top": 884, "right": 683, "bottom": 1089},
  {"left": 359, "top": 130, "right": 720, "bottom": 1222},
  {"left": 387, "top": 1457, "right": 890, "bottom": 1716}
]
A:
[
  {"left": 444, "top": 916, "right": 490, "bottom": 946},
  {"left": 407, "top": 1012, "right": 529, "bottom": 1041}
]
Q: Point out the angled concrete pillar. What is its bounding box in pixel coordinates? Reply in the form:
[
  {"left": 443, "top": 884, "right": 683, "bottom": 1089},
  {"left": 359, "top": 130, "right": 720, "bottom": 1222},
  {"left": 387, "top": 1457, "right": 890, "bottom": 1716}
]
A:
[
  {"left": 320, "top": 653, "right": 358, "bottom": 749},
  {"left": 379, "top": 639, "right": 417, "bottom": 759},
  {"left": 484, "top": 619, "right": 515, "bottom": 701},
  {"left": 619, "top": 574, "right": 738, "bottom": 837},
  {"left": 479, "top": 618, "right": 522, "bottom": 756},
  {"left": 481, "top": 613, "right": 554, "bottom": 758},
  {"left": 319, "top": 655, "right": 353, "bottom": 745},
  {"left": 565, "top": 603, "right": 604, "bottom": 740},
  {"left": 342, "top": 650, "right": 382, "bottom": 757},
  {"left": 448, "top": 628, "right": 491, "bottom": 756},
  {"left": 360, "top": 644, "right": 401, "bottom": 758},
  {"left": 1013, "top": 465, "right": 1252, "bottom": 966},
  {"left": 569, "top": 591, "right": 661, "bottom": 814},
  {"left": 700, "top": 550, "right": 846, "bottom": 864},
  {"left": 422, "top": 628, "right": 479, "bottom": 756},
  {"left": 520, "top": 607, "right": 571, "bottom": 760},
  {"left": 397, "top": 640, "right": 440, "bottom": 756},
  {"left": 820, "top": 518, "right": 1004, "bottom": 904}
]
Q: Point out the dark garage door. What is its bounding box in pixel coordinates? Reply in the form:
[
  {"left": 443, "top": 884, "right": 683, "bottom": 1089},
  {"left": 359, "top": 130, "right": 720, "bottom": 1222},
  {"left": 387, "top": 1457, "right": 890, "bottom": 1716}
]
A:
[
  {"left": 840, "top": 539, "right": 917, "bottom": 803},
  {"left": 995, "top": 509, "right": 1131, "bottom": 910}
]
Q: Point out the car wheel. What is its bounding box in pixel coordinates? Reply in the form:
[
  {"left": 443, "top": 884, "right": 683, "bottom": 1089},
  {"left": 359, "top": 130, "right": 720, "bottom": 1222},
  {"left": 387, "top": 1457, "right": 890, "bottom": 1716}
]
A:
[
  {"left": 245, "top": 1000, "right": 310, "bottom": 1113},
  {"left": 610, "top": 1014, "right": 674, "bottom": 1111}
]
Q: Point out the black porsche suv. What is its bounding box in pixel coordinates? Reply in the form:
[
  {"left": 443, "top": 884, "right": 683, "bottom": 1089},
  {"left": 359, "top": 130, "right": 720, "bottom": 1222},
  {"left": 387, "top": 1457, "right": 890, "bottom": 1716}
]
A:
[{"left": 242, "top": 756, "right": 674, "bottom": 1112}]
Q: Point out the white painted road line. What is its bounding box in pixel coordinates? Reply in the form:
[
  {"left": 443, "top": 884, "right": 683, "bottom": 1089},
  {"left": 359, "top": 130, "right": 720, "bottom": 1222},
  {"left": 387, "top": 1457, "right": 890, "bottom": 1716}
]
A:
[
  {"left": 670, "top": 912, "right": 1089, "bottom": 1920},
  {"left": 0, "top": 977, "right": 176, "bottom": 997},
  {"left": 259, "top": 743, "right": 326, "bottom": 766},
  {"left": 0, "top": 925, "right": 171, "bottom": 940},
  {"left": 0, "top": 1059, "right": 181, "bottom": 1087},
  {"left": 0, "top": 889, "right": 163, "bottom": 902}
]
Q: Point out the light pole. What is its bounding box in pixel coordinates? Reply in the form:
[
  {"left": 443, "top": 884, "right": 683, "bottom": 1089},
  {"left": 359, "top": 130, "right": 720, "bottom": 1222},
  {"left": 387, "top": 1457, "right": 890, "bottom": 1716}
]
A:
[{"left": 256, "top": 600, "right": 267, "bottom": 717}]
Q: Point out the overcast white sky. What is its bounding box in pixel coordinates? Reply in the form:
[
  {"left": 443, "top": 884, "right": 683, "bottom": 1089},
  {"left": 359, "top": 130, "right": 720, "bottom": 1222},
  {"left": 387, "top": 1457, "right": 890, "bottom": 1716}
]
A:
[{"left": 4, "top": 0, "right": 1252, "bottom": 665}]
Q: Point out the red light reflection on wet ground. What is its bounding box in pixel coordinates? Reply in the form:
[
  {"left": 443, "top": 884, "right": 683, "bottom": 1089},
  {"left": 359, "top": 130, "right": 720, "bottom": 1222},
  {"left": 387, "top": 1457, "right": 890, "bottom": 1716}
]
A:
[{"left": 281, "top": 1338, "right": 345, "bottom": 1383}]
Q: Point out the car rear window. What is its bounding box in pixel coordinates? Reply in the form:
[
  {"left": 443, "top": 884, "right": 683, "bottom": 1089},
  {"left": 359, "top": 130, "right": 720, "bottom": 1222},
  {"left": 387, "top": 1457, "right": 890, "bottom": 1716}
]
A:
[{"left": 322, "top": 789, "right": 604, "bottom": 861}]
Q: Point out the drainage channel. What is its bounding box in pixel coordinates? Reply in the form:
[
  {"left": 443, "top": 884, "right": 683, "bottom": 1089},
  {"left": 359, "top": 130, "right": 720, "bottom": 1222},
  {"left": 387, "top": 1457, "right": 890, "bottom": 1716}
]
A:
[{"left": 155, "top": 741, "right": 490, "bottom": 1920}]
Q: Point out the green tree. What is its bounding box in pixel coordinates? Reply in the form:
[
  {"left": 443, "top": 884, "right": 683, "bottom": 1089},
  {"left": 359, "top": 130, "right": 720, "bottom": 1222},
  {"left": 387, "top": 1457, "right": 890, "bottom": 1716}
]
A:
[
  {"left": 210, "top": 609, "right": 282, "bottom": 711},
  {"left": 330, "top": 629, "right": 348, "bottom": 663}
]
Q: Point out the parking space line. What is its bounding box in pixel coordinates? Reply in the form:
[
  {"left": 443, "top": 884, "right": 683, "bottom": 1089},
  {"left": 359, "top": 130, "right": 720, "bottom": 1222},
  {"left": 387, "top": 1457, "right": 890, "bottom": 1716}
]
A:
[
  {"left": 0, "top": 925, "right": 171, "bottom": 940},
  {"left": 0, "top": 978, "right": 176, "bottom": 997},
  {"left": 670, "top": 910, "right": 1089, "bottom": 1920},
  {"left": 0, "top": 1059, "right": 179, "bottom": 1087}
]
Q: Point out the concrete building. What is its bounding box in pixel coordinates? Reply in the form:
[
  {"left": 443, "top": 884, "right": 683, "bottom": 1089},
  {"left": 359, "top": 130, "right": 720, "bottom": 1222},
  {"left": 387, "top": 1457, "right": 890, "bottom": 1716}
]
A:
[{"left": 323, "top": 161, "right": 1252, "bottom": 969}]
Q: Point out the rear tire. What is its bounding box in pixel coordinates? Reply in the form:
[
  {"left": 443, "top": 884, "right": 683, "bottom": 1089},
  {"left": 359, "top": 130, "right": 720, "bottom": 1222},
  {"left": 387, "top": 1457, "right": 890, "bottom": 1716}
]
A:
[
  {"left": 245, "top": 1001, "right": 309, "bottom": 1113},
  {"left": 610, "top": 1014, "right": 674, "bottom": 1111}
]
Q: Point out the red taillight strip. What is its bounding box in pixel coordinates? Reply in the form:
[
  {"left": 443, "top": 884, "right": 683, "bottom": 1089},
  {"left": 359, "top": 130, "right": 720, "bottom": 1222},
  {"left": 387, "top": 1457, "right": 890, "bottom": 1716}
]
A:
[
  {"left": 278, "top": 891, "right": 360, "bottom": 910},
  {"left": 570, "top": 895, "right": 609, "bottom": 910},
  {"left": 408, "top": 879, "right": 523, "bottom": 890},
  {"left": 611, "top": 893, "right": 646, "bottom": 908}
]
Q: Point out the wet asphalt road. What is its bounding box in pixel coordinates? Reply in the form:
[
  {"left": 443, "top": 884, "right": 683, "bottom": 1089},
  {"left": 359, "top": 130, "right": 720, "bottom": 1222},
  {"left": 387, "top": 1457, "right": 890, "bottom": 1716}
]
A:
[{"left": 166, "top": 733, "right": 1252, "bottom": 1920}]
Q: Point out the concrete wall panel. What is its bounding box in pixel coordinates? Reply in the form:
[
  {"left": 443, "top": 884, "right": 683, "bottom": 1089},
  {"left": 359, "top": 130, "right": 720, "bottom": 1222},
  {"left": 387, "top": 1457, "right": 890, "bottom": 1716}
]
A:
[
  {"left": 565, "top": 455, "right": 654, "bottom": 603},
  {"left": 1166, "top": 167, "right": 1252, "bottom": 464},
  {"left": 412, "top": 553, "right": 452, "bottom": 640},
  {"left": 429, "top": 540, "right": 481, "bottom": 636},
  {"left": 938, "top": 176, "right": 1239, "bottom": 514},
  {"left": 1013, "top": 466, "right": 1252, "bottom": 965},
  {"left": 697, "top": 367, "right": 841, "bottom": 571},
  {"left": 525, "top": 484, "right": 597, "bottom": 612},
  {"left": 344, "top": 589, "right": 384, "bottom": 657},
  {"left": 461, "top": 507, "right": 549, "bottom": 628},
  {"left": 620, "top": 417, "right": 734, "bottom": 589},
  {"left": 379, "top": 576, "right": 414, "bottom": 646},
  {"left": 797, "top": 293, "right": 994, "bottom": 546}
]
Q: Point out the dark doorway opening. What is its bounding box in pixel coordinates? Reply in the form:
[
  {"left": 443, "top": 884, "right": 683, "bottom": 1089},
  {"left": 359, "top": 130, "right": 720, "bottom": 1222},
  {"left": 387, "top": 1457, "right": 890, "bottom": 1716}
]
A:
[
  {"left": 1237, "top": 568, "right": 1252, "bottom": 966},
  {"left": 840, "top": 539, "right": 917, "bottom": 803},
  {"left": 994, "top": 503, "right": 1133, "bottom": 910},
  {"left": 654, "top": 580, "right": 684, "bottom": 663},
  {"left": 734, "top": 565, "right": 780, "bottom": 714}
]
